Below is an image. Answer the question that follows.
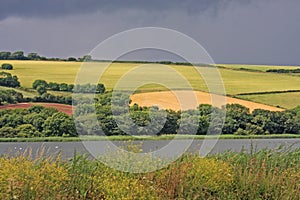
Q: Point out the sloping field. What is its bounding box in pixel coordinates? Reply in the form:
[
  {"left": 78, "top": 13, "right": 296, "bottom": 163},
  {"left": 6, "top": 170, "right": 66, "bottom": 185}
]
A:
[
  {"left": 0, "top": 86, "right": 36, "bottom": 97},
  {"left": 0, "top": 103, "right": 73, "bottom": 115},
  {"left": 131, "top": 91, "right": 284, "bottom": 112},
  {"left": 1, "top": 60, "right": 299, "bottom": 109},
  {"left": 0, "top": 60, "right": 81, "bottom": 87},
  {"left": 1, "top": 61, "right": 299, "bottom": 95},
  {"left": 238, "top": 92, "right": 300, "bottom": 109}
]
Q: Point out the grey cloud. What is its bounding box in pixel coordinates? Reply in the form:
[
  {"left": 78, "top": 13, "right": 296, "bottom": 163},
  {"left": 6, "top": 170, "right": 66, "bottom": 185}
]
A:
[
  {"left": 0, "top": 0, "right": 299, "bottom": 65},
  {"left": 0, "top": 0, "right": 251, "bottom": 20}
]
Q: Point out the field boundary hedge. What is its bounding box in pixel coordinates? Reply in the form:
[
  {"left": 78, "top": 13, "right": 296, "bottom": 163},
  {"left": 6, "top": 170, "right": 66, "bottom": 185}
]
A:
[{"left": 236, "top": 90, "right": 300, "bottom": 96}]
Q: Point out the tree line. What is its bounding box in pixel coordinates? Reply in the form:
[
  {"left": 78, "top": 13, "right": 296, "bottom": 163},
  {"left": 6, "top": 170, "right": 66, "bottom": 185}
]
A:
[
  {"left": 74, "top": 91, "right": 300, "bottom": 136},
  {"left": 32, "top": 79, "right": 106, "bottom": 94},
  {"left": 0, "top": 51, "right": 92, "bottom": 62},
  {"left": 0, "top": 90, "right": 23, "bottom": 105},
  {"left": 266, "top": 68, "right": 300, "bottom": 73},
  {"left": 0, "top": 51, "right": 218, "bottom": 66},
  {"left": 0, "top": 89, "right": 72, "bottom": 105},
  {"left": 1, "top": 87, "right": 299, "bottom": 137}
]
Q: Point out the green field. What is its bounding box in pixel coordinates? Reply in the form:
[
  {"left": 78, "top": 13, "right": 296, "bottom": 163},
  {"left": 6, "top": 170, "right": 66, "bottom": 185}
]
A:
[
  {"left": 1, "top": 60, "right": 300, "bottom": 108},
  {"left": 0, "top": 86, "right": 36, "bottom": 97},
  {"left": 220, "top": 64, "right": 300, "bottom": 72},
  {"left": 238, "top": 92, "right": 300, "bottom": 109}
]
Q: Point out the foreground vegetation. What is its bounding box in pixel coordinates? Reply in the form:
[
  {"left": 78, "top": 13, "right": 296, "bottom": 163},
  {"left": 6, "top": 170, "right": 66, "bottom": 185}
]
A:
[{"left": 1, "top": 147, "right": 299, "bottom": 199}]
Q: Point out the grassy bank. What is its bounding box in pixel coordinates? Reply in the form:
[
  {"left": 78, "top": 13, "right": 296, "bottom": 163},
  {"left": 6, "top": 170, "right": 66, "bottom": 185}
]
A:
[
  {"left": 0, "top": 134, "right": 300, "bottom": 142},
  {"left": 0, "top": 146, "right": 299, "bottom": 199}
]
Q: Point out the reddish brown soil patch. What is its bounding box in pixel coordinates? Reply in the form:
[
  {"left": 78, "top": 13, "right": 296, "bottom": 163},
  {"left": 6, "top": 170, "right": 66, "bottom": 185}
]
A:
[{"left": 0, "top": 103, "right": 73, "bottom": 115}]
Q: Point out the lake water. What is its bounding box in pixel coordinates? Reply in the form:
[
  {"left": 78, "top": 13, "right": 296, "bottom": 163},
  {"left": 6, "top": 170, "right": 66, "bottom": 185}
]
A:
[{"left": 1, "top": 139, "right": 300, "bottom": 159}]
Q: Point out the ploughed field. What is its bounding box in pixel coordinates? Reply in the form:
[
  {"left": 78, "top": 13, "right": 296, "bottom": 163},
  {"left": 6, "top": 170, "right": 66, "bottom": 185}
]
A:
[
  {"left": 0, "top": 60, "right": 299, "bottom": 109},
  {"left": 0, "top": 103, "right": 73, "bottom": 115}
]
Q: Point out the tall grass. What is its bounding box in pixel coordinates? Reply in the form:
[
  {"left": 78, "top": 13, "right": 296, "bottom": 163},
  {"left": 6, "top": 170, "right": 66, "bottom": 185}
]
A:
[{"left": 0, "top": 146, "right": 299, "bottom": 199}]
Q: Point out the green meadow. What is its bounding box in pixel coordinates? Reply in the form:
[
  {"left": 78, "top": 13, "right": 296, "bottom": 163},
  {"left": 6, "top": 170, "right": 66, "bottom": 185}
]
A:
[
  {"left": 238, "top": 92, "right": 300, "bottom": 109},
  {"left": 220, "top": 64, "right": 300, "bottom": 72}
]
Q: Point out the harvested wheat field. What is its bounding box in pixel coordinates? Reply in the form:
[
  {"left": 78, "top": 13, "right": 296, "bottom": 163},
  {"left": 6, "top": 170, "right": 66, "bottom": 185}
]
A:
[{"left": 131, "top": 91, "right": 284, "bottom": 112}]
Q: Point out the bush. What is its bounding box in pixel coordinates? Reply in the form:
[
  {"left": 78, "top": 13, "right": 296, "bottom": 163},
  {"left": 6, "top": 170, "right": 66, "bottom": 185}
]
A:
[
  {"left": 32, "top": 79, "right": 48, "bottom": 89},
  {"left": 1, "top": 63, "right": 13, "bottom": 70},
  {"left": 0, "top": 71, "right": 20, "bottom": 87},
  {"left": 16, "top": 124, "right": 42, "bottom": 138},
  {"left": 234, "top": 128, "right": 249, "bottom": 135},
  {"left": 36, "top": 85, "right": 47, "bottom": 95},
  {"left": 0, "top": 127, "right": 16, "bottom": 138},
  {"left": 42, "top": 112, "right": 77, "bottom": 137},
  {"left": 0, "top": 89, "right": 23, "bottom": 105}
]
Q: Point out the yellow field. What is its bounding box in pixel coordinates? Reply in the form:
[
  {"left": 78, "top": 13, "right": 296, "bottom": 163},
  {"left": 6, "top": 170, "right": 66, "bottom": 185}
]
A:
[
  {"left": 1, "top": 60, "right": 299, "bottom": 95},
  {"left": 131, "top": 91, "right": 284, "bottom": 112},
  {"left": 1, "top": 60, "right": 299, "bottom": 109},
  {"left": 0, "top": 60, "right": 81, "bottom": 87}
]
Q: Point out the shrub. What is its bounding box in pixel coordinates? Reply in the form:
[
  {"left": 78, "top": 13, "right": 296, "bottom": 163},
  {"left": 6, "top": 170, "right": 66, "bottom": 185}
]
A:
[
  {"left": 234, "top": 128, "right": 249, "bottom": 135},
  {"left": 0, "top": 127, "right": 16, "bottom": 138},
  {"left": 32, "top": 79, "right": 48, "bottom": 89},
  {"left": 1, "top": 63, "right": 13, "bottom": 70},
  {"left": 0, "top": 71, "right": 20, "bottom": 87},
  {"left": 36, "top": 85, "right": 47, "bottom": 95},
  {"left": 16, "top": 124, "right": 42, "bottom": 138}
]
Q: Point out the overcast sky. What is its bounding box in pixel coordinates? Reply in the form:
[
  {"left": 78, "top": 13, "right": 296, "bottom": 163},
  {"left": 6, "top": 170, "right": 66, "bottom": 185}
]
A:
[{"left": 0, "top": 0, "right": 299, "bottom": 65}]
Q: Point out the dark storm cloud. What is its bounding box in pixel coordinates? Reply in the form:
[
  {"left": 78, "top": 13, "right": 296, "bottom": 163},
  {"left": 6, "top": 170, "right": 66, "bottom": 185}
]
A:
[
  {"left": 1, "top": 0, "right": 299, "bottom": 65},
  {"left": 0, "top": 0, "right": 250, "bottom": 20}
]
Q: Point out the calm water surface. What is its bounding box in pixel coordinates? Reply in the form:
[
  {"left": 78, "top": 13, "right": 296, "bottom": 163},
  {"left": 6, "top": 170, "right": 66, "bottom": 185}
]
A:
[{"left": 1, "top": 139, "right": 300, "bottom": 159}]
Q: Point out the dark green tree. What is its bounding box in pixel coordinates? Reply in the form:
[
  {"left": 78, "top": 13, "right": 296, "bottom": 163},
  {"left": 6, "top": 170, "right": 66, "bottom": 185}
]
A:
[
  {"left": 0, "top": 72, "right": 20, "bottom": 87},
  {"left": 80, "top": 55, "right": 92, "bottom": 61},
  {"left": 16, "top": 124, "right": 41, "bottom": 138},
  {"left": 0, "top": 127, "right": 16, "bottom": 138},
  {"left": 10, "top": 51, "right": 25, "bottom": 60},
  {"left": 43, "top": 112, "right": 77, "bottom": 137},
  {"left": 59, "top": 83, "right": 68, "bottom": 91},
  {"left": 96, "top": 83, "right": 106, "bottom": 94},
  {"left": 1, "top": 63, "right": 13, "bottom": 70},
  {"left": 67, "top": 57, "right": 77, "bottom": 61},
  {"left": 27, "top": 53, "right": 40, "bottom": 60},
  {"left": 32, "top": 79, "right": 48, "bottom": 89},
  {"left": 36, "top": 85, "right": 47, "bottom": 95},
  {"left": 0, "top": 52, "right": 11, "bottom": 60},
  {"left": 48, "top": 82, "right": 60, "bottom": 91}
]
